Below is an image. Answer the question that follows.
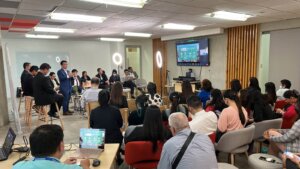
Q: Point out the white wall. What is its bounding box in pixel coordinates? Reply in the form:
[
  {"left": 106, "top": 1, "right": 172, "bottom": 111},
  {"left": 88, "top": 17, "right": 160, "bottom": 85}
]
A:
[
  {"left": 166, "top": 33, "right": 227, "bottom": 90},
  {"left": 258, "top": 33, "right": 270, "bottom": 92}
]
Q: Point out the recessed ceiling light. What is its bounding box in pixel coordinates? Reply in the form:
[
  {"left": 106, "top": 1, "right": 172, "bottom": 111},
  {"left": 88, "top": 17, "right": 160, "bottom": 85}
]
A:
[
  {"left": 100, "top": 37, "right": 125, "bottom": 42},
  {"left": 80, "top": 0, "right": 148, "bottom": 8},
  {"left": 208, "top": 11, "right": 252, "bottom": 21},
  {"left": 25, "top": 34, "right": 60, "bottom": 39},
  {"left": 162, "top": 23, "right": 195, "bottom": 30},
  {"left": 124, "top": 32, "right": 152, "bottom": 37},
  {"left": 50, "top": 13, "right": 106, "bottom": 23},
  {"left": 34, "top": 27, "right": 75, "bottom": 33}
]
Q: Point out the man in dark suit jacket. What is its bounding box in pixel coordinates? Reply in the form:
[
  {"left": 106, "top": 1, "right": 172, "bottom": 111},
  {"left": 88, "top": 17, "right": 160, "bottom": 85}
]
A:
[
  {"left": 57, "top": 60, "right": 73, "bottom": 115},
  {"left": 33, "top": 63, "right": 64, "bottom": 118},
  {"left": 70, "top": 69, "right": 82, "bottom": 94},
  {"left": 23, "top": 66, "right": 39, "bottom": 97},
  {"left": 95, "top": 68, "right": 109, "bottom": 89},
  {"left": 21, "top": 62, "right": 31, "bottom": 93}
]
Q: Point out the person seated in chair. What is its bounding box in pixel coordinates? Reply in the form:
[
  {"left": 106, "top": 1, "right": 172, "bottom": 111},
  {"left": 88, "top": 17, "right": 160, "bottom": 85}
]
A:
[
  {"left": 49, "top": 72, "right": 60, "bottom": 92},
  {"left": 81, "top": 77, "right": 101, "bottom": 107},
  {"left": 128, "top": 67, "right": 138, "bottom": 80},
  {"left": 277, "top": 79, "right": 292, "bottom": 100},
  {"left": 109, "top": 69, "right": 121, "bottom": 85},
  {"left": 109, "top": 82, "right": 128, "bottom": 109},
  {"left": 70, "top": 69, "right": 82, "bottom": 94},
  {"left": 13, "top": 124, "right": 90, "bottom": 169},
  {"left": 122, "top": 69, "right": 137, "bottom": 99},
  {"left": 33, "top": 63, "right": 64, "bottom": 118},
  {"left": 128, "top": 94, "right": 148, "bottom": 126},
  {"left": 95, "top": 68, "right": 109, "bottom": 89},
  {"left": 23, "top": 65, "right": 39, "bottom": 97}
]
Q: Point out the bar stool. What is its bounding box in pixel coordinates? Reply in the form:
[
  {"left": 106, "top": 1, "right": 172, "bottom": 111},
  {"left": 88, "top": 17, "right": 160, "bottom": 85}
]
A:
[
  {"left": 24, "top": 96, "right": 34, "bottom": 129},
  {"left": 34, "top": 102, "right": 64, "bottom": 130}
]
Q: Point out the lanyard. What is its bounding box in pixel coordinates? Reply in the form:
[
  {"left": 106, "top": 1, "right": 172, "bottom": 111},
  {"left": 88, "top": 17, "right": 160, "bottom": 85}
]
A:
[{"left": 33, "top": 157, "right": 60, "bottom": 163}]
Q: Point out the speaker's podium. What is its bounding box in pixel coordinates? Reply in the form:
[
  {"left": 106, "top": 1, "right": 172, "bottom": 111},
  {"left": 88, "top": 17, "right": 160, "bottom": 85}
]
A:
[{"left": 173, "top": 76, "right": 200, "bottom": 93}]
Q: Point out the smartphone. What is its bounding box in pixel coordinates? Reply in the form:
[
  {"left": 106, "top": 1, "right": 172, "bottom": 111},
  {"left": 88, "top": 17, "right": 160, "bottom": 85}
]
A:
[{"left": 259, "top": 156, "right": 276, "bottom": 163}]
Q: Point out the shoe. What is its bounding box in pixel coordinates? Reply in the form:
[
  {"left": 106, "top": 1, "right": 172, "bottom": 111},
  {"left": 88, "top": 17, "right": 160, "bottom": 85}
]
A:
[
  {"left": 48, "top": 112, "right": 59, "bottom": 118},
  {"left": 68, "top": 111, "right": 74, "bottom": 114},
  {"left": 131, "top": 96, "right": 135, "bottom": 99},
  {"left": 63, "top": 112, "right": 72, "bottom": 116}
]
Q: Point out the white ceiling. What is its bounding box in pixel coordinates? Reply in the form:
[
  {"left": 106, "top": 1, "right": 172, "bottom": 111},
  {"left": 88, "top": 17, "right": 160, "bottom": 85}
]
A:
[{"left": 1, "top": 0, "right": 300, "bottom": 39}]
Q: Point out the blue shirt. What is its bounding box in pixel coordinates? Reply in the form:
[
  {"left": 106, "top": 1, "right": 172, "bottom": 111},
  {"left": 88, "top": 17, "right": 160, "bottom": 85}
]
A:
[
  {"left": 13, "top": 157, "right": 83, "bottom": 169},
  {"left": 197, "top": 90, "right": 211, "bottom": 108}
]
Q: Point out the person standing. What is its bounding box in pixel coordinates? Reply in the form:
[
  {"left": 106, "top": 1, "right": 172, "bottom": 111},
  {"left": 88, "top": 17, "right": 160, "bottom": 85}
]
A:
[
  {"left": 21, "top": 62, "right": 31, "bottom": 92},
  {"left": 57, "top": 60, "right": 73, "bottom": 115}
]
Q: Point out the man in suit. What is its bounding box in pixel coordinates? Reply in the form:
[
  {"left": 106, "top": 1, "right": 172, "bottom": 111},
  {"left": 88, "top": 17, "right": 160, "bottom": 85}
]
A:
[
  {"left": 23, "top": 65, "right": 39, "bottom": 97},
  {"left": 49, "top": 72, "right": 60, "bottom": 91},
  {"left": 33, "top": 63, "right": 64, "bottom": 118},
  {"left": 70, "top": 69, "right": 82, "bottom": 94},
  {"left": 95, "top": 68, "right": 109, "bottom": 89},
  {"left": 21, "top": 62, "right": 31, "bottom": 93},
  {"left": 57, "top": 60, "right": 73, "bottom": 115}
]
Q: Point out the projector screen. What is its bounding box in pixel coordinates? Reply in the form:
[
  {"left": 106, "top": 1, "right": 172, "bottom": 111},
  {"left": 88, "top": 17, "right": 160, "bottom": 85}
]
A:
[{"left": 176, "top": 38, "right": 209, "bottom": 66}]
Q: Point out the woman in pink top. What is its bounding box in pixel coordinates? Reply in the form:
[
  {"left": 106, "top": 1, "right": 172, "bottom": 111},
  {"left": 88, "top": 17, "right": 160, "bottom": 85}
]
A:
[{"left": 216, "top": 90, "right": 248, "bottom": 142}]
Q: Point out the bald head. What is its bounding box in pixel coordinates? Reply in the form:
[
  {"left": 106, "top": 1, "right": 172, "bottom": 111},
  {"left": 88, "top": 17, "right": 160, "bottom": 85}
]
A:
[{"left": 169, "top": 112, "right": 189, "bottom": 133}]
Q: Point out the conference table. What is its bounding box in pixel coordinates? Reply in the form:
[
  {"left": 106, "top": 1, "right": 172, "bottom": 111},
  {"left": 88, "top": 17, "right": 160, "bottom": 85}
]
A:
[{"left": 1, "top": 144, "right": 119, "bottom": 169}]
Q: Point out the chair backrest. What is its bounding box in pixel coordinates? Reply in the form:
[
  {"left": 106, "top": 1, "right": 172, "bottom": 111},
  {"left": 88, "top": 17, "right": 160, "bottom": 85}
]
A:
[
  {"left": 128, "top": 99, "right": 137, "bottom": 112},
  {"left": 120, "top": 108, "right": 129, "bottom": 131},
  {"left": 86, "top": 101, "right": 100, "bottom": 128},
  {"left": 216, "top": 125, "right": 255, "bottom": 153},
  {"left": 125, "top": 141, "right": 163, "bottom": 167},
  {"left": 253, "top": 118, "right": 283, "bottom": 140}
]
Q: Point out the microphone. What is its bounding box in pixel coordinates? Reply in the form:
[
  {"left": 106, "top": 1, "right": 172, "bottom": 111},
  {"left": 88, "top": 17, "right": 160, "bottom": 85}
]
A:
[{"left": 13, "top": 156, "right": 27, "bottom": 165}]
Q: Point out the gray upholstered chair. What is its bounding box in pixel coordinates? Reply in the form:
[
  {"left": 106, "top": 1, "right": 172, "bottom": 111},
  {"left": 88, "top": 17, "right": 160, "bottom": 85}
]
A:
[
  {"left": 253, "top": 118, "right": 283, "bottom": 153},
  {"left": 215, "top": 125, "right": 255, "bottom": 165},
  {"left": 218, "top": 163, "right": 239, "bottom": 169}
]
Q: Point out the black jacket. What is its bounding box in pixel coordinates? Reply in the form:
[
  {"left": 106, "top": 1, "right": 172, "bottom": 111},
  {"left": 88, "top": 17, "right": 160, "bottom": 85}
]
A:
[
  {"left": 70, "top": 75, "right": 81, "bottom": 86},
  {"left": 109, "top": 75, "right": 121, "bottom": 84},
  {"left": 96, "top": 73, "right": 108, "bottom": 88},
  {"left": 49, "top": 78, "right": 60, "bottom": 89},
  {"left": 22, "top": 74, "right": 34, "bottom": 96},
  {"left": 33, "top": 72, "right": 57, "bottom": 106},
  {"left": 90, "top": 105, "right": 123, "bottom": 144},
  {"left": 21, "top": 70, "right": 30, "bottom": 91}
]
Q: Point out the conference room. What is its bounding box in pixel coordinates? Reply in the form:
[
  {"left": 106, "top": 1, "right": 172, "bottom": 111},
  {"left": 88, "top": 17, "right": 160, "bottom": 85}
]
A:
[{"left": 1, "top": 0, "right": 300, "bottom": 169}]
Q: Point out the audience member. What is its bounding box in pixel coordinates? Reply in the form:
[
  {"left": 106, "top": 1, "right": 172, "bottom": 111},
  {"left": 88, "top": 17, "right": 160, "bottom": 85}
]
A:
[
  {"left": 109, "top": 69, "right": 121, "bottom": 85},
  {"left": 197, "top": 79, "right": 213, "bottom": 108},
  {"left": 110, "top": 82, "right": 128, "bottom": 108},
  {"left": 264, "top": 97, "right": 300, "bottom": 156},
  {"left": 125, "top": 106, "right": 172, "bottom": 152},
  {"left": 247, "top": 90, "right": 274, "bottom": 122},
  {"left": 90, "top": 90, "right": 123, "bottom": 144},
  {"left": 277, "top": 79, "right": 292, "bottom": 100},
  {"left": 80, "top": 71, "right": 91, "bottom": 83},
  {"left": 128, "top": 94, "right": 148, "bottom": 126},
  {"left": 23, "top": 65, "right": 38, "bottom": 97},
  {"left": 96, "top": 68, "right": 109, "bottom": 89},
  {"left": 157, "top": 112, "right": 218, "bottom": 169},
  {"left": 276, "top": 90, "right": 299, "bottom": 129},
  {"left": 167, "top": 92, "right": 188, "bottom": 117},
  {"left": 123, "top": 69, "right": 136, "bottom": 99},
  {"left": 230, "top": 79, "right": 242, "bottom": 94},
  {"left": 265, "top": 82, "right": 277, "bottom": 108},
  {"left": 247, "top": 77, "right": 261, "bottom": 92},
  {"left": 13, "top": 124, "right": 90, "bottom": 169},
  {"left": 239, "top": 88, "right": 248, "bottom": 108},
  {"left": 179, "top": 80, "right": 194, "bottom": 104},
  {"left": 57, "top": 60, "right": 73, "bottom": 115},
  {"left": 33, "top": 63, "right": 64, "bottom": 118},
  {"left": 81, "top": 77, "right": 101, "bottom": 107},
  {"left": 128, "top": 67, "right": 138, "bottom": 80},
  {"left": 205, "top": 89, "right": 227, "bottom": 115},
  {"left": 146, "top": 82, "right": 162, "bottom": 107},
  {"left": 49, "top": 72, "right": 60, "bottom": 91},
  {"left": 70, "top": 69, "right": 82, "bottom": 94},
  {"left": 187, "top": 96, "right": 217, "bottom": 134},
  {"left": 217, "top": 90, "right": 248, "bottom": 141},
  {"left": 21, "top": 62, "right": 31, "bottom": 92}
]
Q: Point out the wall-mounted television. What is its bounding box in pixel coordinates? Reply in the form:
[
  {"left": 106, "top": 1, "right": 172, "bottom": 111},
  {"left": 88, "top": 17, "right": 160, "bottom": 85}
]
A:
[{"left": 176, "top": 38, "right": 209, "bottom": 66}]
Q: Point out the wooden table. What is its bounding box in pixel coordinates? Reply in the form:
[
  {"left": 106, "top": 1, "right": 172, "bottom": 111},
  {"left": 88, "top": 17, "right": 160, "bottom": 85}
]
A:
[{"left": 1, "top": 144, "right": 119, "bottom": 169}]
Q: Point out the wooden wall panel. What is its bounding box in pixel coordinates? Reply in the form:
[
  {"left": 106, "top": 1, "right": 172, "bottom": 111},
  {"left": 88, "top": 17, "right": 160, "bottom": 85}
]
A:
[
  {"left": 226, "top": 24, "right": 259, "bottom": 89},
  {"left": 153, "top": 38, "right": 167, "bottom": 96}
]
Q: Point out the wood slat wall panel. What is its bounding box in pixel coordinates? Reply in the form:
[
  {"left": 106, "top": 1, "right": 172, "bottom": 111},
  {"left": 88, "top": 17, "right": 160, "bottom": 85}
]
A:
[
  {"left": 226, "top": 24, "right": 259, "bottom": 89},
  {"left": 152, "top": 38, "right": 167, "bottom": 96}
]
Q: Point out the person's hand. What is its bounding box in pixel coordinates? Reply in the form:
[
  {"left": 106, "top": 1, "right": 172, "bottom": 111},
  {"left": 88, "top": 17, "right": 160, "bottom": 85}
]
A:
[
  {"left": 276, "top": 108, "right": 284, "bottom": 114},
  {"left": 289, "top": 154, "right": 300, "bottom": 166},
  {"left": 64, "top": 157, "right": 77, "bottom": 164},
  {"left": 69, "top": 72, "right": 73, "bottom": 77},
  {"left": 80, "top": 159, "right": 90, "bottom": 169},
  {"left": 263, "top": 130, "right": 270, "bottom": 139}
]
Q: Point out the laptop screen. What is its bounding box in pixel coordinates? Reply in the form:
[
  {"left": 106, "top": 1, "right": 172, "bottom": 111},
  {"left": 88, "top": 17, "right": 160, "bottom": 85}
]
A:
[
  {"left": 3, "top": 128, "right": 16, "bottom": 155},
  {"left": 79, "top": 128, "right": 105, "bottom": 149}
]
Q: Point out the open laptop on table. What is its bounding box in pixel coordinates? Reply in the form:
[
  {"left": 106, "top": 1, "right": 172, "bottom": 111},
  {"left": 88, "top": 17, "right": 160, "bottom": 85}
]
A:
[
  {"left": 73, "top": 128, "right": 105, "bottom": 159},
  {"left": 0, "top": 128, "right": 16, "bottom": 161}
]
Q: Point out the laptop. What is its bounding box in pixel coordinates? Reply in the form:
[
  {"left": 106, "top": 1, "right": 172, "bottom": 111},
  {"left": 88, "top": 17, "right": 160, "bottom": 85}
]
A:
[
  {"left": 0, "top": 128, "right": 16, "bottom": 161},
  {"left": 73, "top": 128, "right": 105, "bottom": 159}
]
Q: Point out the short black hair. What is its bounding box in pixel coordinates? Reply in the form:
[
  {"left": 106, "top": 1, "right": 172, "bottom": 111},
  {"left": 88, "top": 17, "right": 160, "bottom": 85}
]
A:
[
  {"left": 187, "top": 95, "right": 202, "bottom": 109},
  {"left": 128, "top": 67, "right": 132, "bottom": 70},
  {"left": 49, "top": 72, "right": 55, "bottom": 76},
  {"left": 60, "top": 60, "right": 67, "bottom": 65},
  {"left": 112, "top": 69, "right": 117, "bottom": 74},
  {"left": 29, "top": 65, "right": 39, "bottom": 72},
  {"left": 91, "top": 77, "right": 100, "bottom": 85},
  {"left": 98, "top": 89, "right": 110, "bottom": 106},
  {"left": 284, "top": 90, "right": 299, "bottom": 99},
  {"left": 97, "top": 68, "right": 101, "bottom": 72},
  {"left": 40, "top": 63, "right": 51, "bottom": 70},
  {"left": 29, "top": 124, "right": 63, "bottom": 157},
  {"left": 124, "top": 69, "right": 128, "bottom": 72},
  {"left": 23, "top": 62, "right": 30, "bottom": 69},
  {"left": 281, "top": 79, "right": 291, "bottom": 89},
  {"left": 71, "top": 69, "right": 78, "bottom": 73}
]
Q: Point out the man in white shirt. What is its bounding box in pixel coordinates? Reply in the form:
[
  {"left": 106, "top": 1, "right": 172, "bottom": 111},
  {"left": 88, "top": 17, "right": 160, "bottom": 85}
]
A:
[
  {"left": 276, "top": 79, "right": 291, "bottom": 100},
  {"left": 81, "top": 77, "right": 101, "bottom": 107},
  {"left": 187, "top": 95, "right": 217, "bottom": 134}
]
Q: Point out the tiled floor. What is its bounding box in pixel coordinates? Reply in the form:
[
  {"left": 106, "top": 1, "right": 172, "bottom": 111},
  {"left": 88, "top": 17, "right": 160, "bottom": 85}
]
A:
[{"left": 0, "top": 101, "right": 254, "bottom": 169}]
